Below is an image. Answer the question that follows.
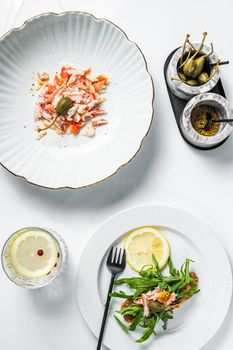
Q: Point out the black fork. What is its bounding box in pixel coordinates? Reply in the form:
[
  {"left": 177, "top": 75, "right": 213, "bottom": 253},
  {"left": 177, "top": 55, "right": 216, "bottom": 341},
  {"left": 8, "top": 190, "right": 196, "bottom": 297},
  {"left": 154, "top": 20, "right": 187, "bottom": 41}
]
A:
[{"left": 96, "top": 247, "right": 126, "bottom": 350}]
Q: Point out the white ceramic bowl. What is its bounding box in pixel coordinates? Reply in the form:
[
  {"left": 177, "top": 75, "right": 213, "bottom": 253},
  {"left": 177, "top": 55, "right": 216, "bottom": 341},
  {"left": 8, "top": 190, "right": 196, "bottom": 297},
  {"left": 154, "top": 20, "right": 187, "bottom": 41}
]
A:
[
  {"left": 167, "top": 44, "right": 220, "bottom": 100},
  {"left": 0, "top": 12, "right": 154, "bottom": 189},
  {"left": 181, "top": 93, "right": 233, "bottom": 148}
]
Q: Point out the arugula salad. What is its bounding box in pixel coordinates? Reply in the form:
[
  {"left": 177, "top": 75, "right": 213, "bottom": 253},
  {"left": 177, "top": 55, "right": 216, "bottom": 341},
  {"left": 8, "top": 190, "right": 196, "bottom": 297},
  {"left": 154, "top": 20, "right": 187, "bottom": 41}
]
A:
[{"left": 111, "top": 255, "right": 199, "bottom": 343}]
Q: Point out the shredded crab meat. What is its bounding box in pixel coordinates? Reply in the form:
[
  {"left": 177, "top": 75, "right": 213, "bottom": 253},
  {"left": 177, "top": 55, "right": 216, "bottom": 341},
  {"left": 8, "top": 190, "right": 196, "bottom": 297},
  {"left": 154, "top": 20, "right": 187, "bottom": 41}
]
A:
[
  {"left": 136, "top": 288, "right": 176, "bottom": 307},
  {"left": 37, "top": 72, "right": 49, "bottom": 83},
  {"left": 141, "top": 294, "right": 150, "bottom": 317},
  {"left": 34, "top": 66, "right": 109, "bottom": 137}
]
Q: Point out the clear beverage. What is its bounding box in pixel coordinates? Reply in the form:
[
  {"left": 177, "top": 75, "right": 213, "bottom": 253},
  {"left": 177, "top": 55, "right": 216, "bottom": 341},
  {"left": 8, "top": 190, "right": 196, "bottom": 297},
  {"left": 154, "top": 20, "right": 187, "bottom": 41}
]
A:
[{"left": 1, "top": 227, "right": 67, "bottom": 289}]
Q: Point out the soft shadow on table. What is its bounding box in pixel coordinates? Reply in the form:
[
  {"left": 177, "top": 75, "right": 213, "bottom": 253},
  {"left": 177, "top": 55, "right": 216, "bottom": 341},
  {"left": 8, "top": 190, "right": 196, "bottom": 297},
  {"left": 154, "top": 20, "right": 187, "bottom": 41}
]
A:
[
  {"left": 2, "top": 108, "right": 162, "bottom": 211},
  {"left": 191, "top": 134, "right": 233, "bottom": 164},
  {"left": 28, "top": 259, "right": 74, "bottom": 319}
]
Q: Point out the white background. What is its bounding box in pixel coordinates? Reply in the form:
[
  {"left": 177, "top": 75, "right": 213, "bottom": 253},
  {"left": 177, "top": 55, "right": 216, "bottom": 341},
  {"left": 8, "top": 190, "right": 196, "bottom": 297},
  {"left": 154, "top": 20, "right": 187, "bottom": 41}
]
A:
[{"left": 0, "top": 0, "right": 233, "bottom": 349}]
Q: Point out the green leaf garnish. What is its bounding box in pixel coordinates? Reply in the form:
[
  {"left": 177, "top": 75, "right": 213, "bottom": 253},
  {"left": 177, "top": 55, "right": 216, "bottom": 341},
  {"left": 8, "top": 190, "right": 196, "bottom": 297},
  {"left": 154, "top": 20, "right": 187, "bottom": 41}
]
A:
[
  {"left": 114, "top": 315, "right": 129, "bottom": 334},
  {"left": 136, "top": 317, "right": 156, "bottom": 343},
  {"left": 112, "top": 255, "right": 200, "bottom": 344}
]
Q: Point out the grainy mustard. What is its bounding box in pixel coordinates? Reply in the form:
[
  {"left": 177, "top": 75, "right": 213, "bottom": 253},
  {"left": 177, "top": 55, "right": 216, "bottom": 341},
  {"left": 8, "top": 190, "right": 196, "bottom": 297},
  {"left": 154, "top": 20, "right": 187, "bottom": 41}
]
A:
[{"left": 191, "top": 105, "right": 220, "bottom": 136}]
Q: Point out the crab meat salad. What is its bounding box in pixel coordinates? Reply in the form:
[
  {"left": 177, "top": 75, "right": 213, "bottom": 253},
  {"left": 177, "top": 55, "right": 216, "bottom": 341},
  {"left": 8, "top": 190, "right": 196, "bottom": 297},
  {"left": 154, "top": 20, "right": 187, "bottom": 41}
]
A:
[
  {"left": 34, "top": 66, "right": 109, "bottom": 138},
  {"left": 112, "top": 255, "right": 199, "bottom": 343}
]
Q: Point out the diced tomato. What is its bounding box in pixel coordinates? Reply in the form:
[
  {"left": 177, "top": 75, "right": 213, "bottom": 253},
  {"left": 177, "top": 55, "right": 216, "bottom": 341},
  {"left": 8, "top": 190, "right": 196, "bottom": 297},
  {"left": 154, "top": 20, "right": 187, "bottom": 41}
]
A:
[
  {"left": 61, "top": 67, "right": 70, "bottom": 79},
  {"left": 84, "top": 67, "right": 92, "bottom": 76},
  {"left": 70, "top": 122, "right": 83, "bottom": 135},
  {"left": 96, "top": 74, "right": 107, "bottom": 82},
  {"left": 89, "top": 91, "right": 96, "bottom": 100},
  {"left": 53, "top": 75, "right": 61, "bottom": 86},
  {"left": 47, "top": 85, "right": 56, "bottom": 94}
]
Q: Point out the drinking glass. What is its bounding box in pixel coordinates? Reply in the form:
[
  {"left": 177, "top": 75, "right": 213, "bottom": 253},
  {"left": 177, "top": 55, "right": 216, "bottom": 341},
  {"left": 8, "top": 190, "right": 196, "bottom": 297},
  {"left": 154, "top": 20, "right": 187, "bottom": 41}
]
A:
[{"left": 1, "top": 227, "right": 67, "bottom": 289}]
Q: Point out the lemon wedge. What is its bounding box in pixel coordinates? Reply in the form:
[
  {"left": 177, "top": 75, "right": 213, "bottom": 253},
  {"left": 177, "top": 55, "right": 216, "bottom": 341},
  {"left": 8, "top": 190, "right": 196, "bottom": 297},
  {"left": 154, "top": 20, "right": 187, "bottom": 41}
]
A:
[
  {"left": 124, "top": 226, "right": 170, "bottom": 272},
  {"left": 10, "top": 229, "right": 58, "bottom": 279}
]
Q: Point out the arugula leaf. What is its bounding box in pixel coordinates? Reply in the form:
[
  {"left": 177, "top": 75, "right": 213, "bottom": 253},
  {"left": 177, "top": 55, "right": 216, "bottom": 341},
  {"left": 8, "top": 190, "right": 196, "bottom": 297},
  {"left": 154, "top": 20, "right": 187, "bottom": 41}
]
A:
[
  {"left": 110, "top": 291, "right": 133, "bottom": 299},
  {"left": 114, "top": 315, "right": 129, "bottom": 334},
  {"left": 117, "top": 304, "right": 143, "bottom": 317},
  {"left": 158, "top": 281, "right": 169, "bottom": 291},
  {"left": 139, "top": 318, "right": 148, "bottom": 328},
  {"left": 140, "top": 265, "right": 156, "bottom": 279},
  {"left": 152, "top": 255, "right": 162, "bottom": 277},
  {"left": 163, "top": 276, "right": 181, "bottom": 283},
  {"left": 133, "top": 287, "right": 150, "bottom": 299},
  {"left": 180, "top": 261, "right": 186, "bottom": 277},
  {"left": 136, "top": 317, "right": 156, "bottom": 343},
  {"left": 177, "top": 288, "right": 200, "bottom": 300},
  {"left": 115, "top": 275, "right": 180, "bottom": 291},
  {"left": 170, "top": 279, "right": 186, "bottom": 292},
  {"left": 128, "top": 312, "right": 143, "bottom": 331},
  {"left": 158, "top": 310, "right": 174, "bottom": 330},
  {"left": 114, "top": 277, "right": 160, "bottom": 289},
  {"left": 184, "top": 259, "right": 193, "bottom": 284},
  {"left": 168, "top": 257, "right": 179, "bottom": 276}
]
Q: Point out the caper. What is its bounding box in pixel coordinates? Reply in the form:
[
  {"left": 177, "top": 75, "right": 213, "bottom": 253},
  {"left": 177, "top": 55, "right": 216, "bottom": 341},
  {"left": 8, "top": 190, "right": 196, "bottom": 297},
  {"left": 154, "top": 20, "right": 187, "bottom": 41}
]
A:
[
  {"left": 178, "top": 72, "right": 187, "bottom": 82},
  {"left": 198, "top": 72, "right": 209, "bottom": 85},
  {"left": 182, "top": 32, "right": 207, "bottom": 78},
  {"left": 187, "top": 79, "right": 198, "bottom": 86},
  {"left": 183, "top": 57, "right": 196, "bottom": 77},
  {"left": 179, "top": 48, "right": 192, "bottom": 70},
  {"left": 191, "top": 43, "right": 214, "bottom": 78},
  {"left": 148, "top": 301, "right": 166, "bottom": 312},
  {"left": 56, "top": 96, "right": 73, "bottom": 116},
  {"left": 191, "top": 56, "right": 205, "bottom": 78}
]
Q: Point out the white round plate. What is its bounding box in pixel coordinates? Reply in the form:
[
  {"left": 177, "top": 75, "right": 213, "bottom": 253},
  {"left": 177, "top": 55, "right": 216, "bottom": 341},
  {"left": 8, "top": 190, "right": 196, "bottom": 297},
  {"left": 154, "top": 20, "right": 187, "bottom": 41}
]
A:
[
  {"left": 76, "top": 206, "right": 232, "bottom": 350},
  {"left": 0, "top": 12, "right": 153, "bottom": 189}
]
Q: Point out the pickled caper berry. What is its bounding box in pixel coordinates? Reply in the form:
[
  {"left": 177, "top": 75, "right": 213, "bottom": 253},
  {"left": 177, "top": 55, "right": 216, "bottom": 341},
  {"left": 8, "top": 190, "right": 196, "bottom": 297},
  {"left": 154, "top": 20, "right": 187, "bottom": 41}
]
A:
[
  {"left": 187, "top": 79, "right": 198, "bottom": 86},
  {"left": 56, "top": 97, "right": 73, "bottom": 116},
  {"left": 178, "top": 72, "right": 187, "bottom": 82},
  {"left": 198, "top": 72, "right": 209, "bottom": 85}
]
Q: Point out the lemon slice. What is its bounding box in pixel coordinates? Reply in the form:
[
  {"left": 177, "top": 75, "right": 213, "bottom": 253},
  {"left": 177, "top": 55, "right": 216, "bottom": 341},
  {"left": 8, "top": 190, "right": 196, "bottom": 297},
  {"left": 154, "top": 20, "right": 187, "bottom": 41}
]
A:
[
  {"left": 124, "top": 226, "right": 170, "bottom": 272},
  {"left": 10, "top": 229, "right": 59, "bottom": 279}
]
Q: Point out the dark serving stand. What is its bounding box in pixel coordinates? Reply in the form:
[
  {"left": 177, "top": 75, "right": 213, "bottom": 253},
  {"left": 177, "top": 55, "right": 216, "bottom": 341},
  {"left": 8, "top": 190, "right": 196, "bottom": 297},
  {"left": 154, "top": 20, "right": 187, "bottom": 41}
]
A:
[{"left": 164, "top": 48, "right": 228, "bottom": 150}]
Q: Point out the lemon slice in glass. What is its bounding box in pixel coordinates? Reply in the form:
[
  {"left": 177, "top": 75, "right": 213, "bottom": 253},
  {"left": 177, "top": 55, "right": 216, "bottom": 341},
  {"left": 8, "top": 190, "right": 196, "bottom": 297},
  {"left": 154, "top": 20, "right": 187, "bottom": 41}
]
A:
[
  {"left": 124, "top": 226, "right": 170, "bottom": 272},
  {"left": 10, "top": 229, "right": 59, "bottom": 279}
]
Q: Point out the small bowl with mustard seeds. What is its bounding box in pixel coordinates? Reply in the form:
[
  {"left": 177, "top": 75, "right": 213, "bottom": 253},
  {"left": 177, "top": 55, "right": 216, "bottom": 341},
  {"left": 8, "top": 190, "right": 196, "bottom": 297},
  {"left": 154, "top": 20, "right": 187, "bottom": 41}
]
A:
[{"left": 181, "top": 93, "right": 233, "bottom": 148}]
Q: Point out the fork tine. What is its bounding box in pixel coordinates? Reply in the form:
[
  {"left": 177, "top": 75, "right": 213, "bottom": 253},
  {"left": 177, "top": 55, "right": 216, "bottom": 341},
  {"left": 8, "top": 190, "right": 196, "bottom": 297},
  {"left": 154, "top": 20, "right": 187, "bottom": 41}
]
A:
[
  {"left": 121, "top": 249, "right": 126, "bottom": 267},
  {"left": 117, "top": 248, "right": 122, "bottom": 264},
  {"left": 113, "top": 247, "right": 118, "bottom": 263},
  {"left": 107, "top": 247, "right": 113, "bottom": 264}
]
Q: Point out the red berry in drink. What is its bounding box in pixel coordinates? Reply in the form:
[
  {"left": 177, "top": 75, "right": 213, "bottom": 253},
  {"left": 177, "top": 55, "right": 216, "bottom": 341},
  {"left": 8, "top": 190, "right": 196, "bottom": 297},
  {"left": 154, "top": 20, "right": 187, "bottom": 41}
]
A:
[{"left": 37, "top": 249, "right": 44, "bottom": 256}]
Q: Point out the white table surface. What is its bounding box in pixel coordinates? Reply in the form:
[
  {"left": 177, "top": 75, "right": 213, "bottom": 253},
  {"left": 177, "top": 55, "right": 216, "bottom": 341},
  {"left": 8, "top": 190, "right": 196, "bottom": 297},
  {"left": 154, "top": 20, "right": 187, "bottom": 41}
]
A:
[{"left": 0, "top": 0, "right": 233, "bottom": 349}]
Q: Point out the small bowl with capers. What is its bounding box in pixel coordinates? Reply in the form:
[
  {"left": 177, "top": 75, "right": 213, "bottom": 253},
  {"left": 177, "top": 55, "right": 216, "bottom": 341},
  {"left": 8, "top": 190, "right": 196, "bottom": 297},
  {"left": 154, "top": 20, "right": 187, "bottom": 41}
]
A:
[{"left": 167, "top": 32, "right": 220, "bottom": 100}]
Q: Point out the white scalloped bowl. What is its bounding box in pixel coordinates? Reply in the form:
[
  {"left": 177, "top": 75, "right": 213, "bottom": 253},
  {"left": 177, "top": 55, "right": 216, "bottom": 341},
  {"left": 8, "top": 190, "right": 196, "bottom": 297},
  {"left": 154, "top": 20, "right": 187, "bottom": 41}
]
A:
[{"left": 0, "top": 12, "right": 153, "bottom": 189}]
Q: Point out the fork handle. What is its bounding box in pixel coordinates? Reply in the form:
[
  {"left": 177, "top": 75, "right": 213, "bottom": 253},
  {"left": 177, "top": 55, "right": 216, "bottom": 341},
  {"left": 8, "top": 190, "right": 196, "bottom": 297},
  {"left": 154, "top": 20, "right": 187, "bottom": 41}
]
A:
[
  {"left": 96, "top": 274, "right": 115, "bottom": 350},
  {"left": 211, "top": 119, "right": 233, "bottom": 123}
]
